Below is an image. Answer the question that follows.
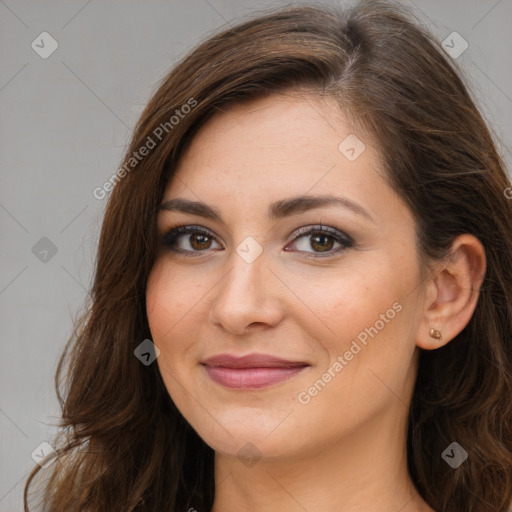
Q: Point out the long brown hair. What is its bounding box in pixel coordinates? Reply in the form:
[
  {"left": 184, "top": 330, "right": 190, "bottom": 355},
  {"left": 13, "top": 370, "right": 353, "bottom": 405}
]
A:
[{"left": 24, "top": 1, "right": 512, "bottom": 510}]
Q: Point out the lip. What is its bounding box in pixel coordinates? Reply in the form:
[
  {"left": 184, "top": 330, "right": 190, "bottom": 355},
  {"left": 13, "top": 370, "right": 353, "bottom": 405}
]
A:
[
  {"left": 202, "top": 353, "right": 309, "bottom": 368},
  {"left": 201, "top": 353, "right": 310, "bottom": 389}
]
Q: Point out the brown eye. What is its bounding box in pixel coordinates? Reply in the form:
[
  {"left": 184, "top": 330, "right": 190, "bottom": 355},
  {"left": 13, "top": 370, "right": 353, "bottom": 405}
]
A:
[
  {"left": 189, "top": 233, "right": 212, "bottom": 250},
  {"left": 286, "top": 225, "right": 354, "bottom": 257},
  {"left": 309, "top": 233, "right": 335, "bottom": 252},
  {"left": 162, "top": 225, "right": 222, "bottom": 256}
]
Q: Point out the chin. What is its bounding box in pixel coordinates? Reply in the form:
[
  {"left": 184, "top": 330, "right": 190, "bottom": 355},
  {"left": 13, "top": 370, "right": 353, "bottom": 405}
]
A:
[{"left": 187, "top": 408, "right": 299, "bottom": 459}]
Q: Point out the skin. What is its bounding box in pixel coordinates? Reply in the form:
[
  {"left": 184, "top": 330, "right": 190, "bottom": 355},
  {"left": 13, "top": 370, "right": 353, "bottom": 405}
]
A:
[{"left": 145, "top": 90, "right": 486, "bottom": 512}]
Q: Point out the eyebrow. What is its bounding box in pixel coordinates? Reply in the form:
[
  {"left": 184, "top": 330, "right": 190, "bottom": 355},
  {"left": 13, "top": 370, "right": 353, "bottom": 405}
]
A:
[{"left": 157, "top": 194, "right": 375, "bottom": 223}]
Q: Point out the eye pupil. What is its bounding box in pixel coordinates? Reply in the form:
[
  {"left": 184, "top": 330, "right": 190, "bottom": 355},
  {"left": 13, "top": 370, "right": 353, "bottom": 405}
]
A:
[
  {"left": 191, "top": 234, "right": 211, "bottom": 250},
  {"left": 311, "top": 234, "right": 334, "bottom": 252}
]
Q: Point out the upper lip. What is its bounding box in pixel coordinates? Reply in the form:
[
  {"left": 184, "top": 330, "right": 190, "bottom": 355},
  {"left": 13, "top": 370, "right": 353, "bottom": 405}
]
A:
[{"left": 202, "top": 353, "right": 310, "bottom": 369}]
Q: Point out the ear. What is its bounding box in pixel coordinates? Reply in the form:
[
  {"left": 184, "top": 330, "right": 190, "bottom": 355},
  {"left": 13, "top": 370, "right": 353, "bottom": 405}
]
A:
[{"left": 416, "top": 234, "right": 486, "bottom": 350}]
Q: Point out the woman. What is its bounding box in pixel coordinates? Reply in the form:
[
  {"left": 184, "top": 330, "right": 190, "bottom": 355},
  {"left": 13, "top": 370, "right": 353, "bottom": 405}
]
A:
[{"left": 24, "top": 1, "right": 512, "bottom": 511}]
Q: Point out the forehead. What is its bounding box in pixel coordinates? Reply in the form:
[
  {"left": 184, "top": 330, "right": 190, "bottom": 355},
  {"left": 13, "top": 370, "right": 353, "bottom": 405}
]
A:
[
  {"left": 181, "top": 93, "right": 352, "bottom": 157},
  {"left": 165, "top": 92, "right": 383, "bottom": 201}
]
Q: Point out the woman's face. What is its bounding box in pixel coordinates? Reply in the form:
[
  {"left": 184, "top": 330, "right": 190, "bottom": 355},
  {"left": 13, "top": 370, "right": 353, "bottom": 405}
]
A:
[{"left": 146, "top": 92, "right": 427, "bottom": 461}]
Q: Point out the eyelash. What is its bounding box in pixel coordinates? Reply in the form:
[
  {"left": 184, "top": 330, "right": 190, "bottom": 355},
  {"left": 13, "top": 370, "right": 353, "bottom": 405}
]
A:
[{"left": 160, "top": 224, "right": 355, "bottom": 258}]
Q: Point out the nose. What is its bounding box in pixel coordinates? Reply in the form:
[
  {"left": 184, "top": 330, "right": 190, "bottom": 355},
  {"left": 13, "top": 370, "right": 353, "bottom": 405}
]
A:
[{"left": 208, "top": 246, "right": 285, "bottom": 336}]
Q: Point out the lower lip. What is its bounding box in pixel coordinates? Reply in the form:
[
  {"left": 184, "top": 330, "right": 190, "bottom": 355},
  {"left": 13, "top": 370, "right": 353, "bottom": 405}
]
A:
[{"left": 203, "top": 365, "right": 308, "bottom": 389}]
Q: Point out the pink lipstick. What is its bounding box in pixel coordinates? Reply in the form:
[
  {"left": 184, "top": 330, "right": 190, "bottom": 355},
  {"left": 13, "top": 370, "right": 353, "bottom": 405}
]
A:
[{"left": 201, "top": 353, "right": 309, "bottom": 389}]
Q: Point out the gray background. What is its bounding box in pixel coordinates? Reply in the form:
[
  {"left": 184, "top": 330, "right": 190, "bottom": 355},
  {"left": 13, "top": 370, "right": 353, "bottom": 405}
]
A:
[{"left": 1, "top": 0, "right": 510, "bottom": 510}]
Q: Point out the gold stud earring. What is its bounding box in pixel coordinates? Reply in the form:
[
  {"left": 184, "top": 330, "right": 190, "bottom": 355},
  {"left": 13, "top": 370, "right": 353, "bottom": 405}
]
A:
[{"left": 429, "top": 328, "right": 442, "bottom": 340}]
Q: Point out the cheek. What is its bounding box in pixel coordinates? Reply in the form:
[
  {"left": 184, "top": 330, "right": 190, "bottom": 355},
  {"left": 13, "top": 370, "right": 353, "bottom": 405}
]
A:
[
  {"left": 146, "top": 259, "right": 204, "bottom": 340},
  {"left": 146, "top": 259, "right": 218, "bottom": 401},
  {"left": 308, "top": 265, "right": 404, "bottom": 344},
  {"left": 146, "top": 264, "right": 173, "bottom": 346},
  {"left": 146, "top": 262, "right": 195, "bottom": 373},
  {"left": 306, "top": 260, "right": 417, "bottom": 392}
]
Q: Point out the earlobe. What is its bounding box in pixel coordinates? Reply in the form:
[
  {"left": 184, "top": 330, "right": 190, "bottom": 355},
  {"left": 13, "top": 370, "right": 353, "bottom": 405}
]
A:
[{"left": 416, "top": 234, "right": 486, "bottom": 351}]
